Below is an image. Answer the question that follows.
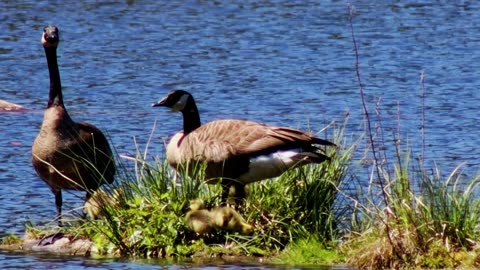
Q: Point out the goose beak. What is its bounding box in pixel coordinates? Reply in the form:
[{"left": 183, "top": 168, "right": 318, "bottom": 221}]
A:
[
  {"left": 151, "top": 99, "right": 166, "bottom": 107},
  {"left": 152, "top": 93, "right": 171, "bottom": 107}
]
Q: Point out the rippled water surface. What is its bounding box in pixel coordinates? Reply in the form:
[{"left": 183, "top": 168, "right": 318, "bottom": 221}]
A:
[{"left": 1, "top": 0, "right": 480, "bottom": 268}]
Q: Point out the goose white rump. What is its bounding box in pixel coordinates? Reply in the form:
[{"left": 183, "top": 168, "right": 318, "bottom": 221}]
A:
[{"left": 240, "top": 150, "right": 306, "bottom": 183}]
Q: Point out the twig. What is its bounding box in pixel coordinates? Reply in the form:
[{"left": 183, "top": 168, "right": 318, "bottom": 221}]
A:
[
  {"left": 348, "top": 3, "right": 402, "bottom": 260},
  {"left": 347, "top": 4, "right": 385, "bottom": 199},
  {"left": 420, "top": 70, "right": 426, "bottom": 165}
]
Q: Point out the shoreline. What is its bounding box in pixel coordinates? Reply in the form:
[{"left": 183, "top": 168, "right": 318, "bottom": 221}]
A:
[{"left": 0, "top": 234, "right": 93, "bottom": 257}]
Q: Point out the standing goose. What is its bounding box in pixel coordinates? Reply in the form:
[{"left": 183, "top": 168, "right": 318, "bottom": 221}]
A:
[
  {"left": 32, "top": 26, "right": 116, "bottom": 225},
  {"left": 152, "top": 90, "right": 335, "bottom": 204}
]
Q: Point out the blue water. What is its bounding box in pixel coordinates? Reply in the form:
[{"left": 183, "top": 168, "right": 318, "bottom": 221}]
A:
[{"left": 1, "top": 0, "right": 480, "bottom": 268}]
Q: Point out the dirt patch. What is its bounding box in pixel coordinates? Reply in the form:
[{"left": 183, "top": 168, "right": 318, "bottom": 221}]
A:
[{"left": 1, "top": 233, "right": 93, "bottom": 256}]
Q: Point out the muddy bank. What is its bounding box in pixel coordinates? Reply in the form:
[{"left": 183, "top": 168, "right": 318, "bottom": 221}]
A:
[
  {"left": 0, "top": 234, "right": 271, "bottom": 263},
  {"left": 0, "top": 233, "right": 93, "bottom": 256}
]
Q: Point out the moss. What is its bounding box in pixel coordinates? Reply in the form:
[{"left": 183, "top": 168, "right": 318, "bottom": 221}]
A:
[
  {"left": 273, "top": 238, "right": 344, "bottom": 265},
  {"left": 1, "top": 234, "right": 21, "bottom": 246},
  {"left": 416, "top": 240, "right": 479, "bottom": 269}
]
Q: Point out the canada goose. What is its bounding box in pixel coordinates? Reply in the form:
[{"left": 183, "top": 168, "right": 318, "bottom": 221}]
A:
[
  {"left": 152, "top": 90, "right": 335, "bottom": 204},
  {"left": 185, "top": 199, "right": 252, "bottom": 235},
  {"left": 32, "top": 26, "right": 116, "bottom": 225}
]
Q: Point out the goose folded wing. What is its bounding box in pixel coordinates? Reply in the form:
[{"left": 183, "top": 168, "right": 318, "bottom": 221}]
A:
[
  {"left": 73, "top": 122, "right": 116, "bottom": 183},
  {"left": 232, "top": 124, "right": 334, "bottom": 155},
  {"left": 188, "top": 120, "right": 333, "bottom": 160}
]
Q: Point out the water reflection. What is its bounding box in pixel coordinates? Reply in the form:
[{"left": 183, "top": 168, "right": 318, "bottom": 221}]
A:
[{"left": 0, "top": 250, "right": 347, "bottom": 269}]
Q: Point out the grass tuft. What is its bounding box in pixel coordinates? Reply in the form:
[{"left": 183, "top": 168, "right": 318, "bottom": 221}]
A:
[{"left": 23, "top": 116, "right": 350, "bottom": 260}]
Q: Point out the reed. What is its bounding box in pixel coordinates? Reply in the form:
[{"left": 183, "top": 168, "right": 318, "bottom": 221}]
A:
[{"left": 341, "top": 5, "right": 480, "bottom": 268}]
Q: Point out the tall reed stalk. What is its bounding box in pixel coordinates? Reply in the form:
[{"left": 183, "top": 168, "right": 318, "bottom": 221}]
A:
[{"left": 343, "top": 4, "right": 480, "bottom": 268}]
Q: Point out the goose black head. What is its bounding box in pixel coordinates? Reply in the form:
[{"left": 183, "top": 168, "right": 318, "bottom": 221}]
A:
[
  {"left": 152, "top": 90, "right": 193, "bottom": 112},
  {"left": 42, "top": 26, "right": 60, "bottom": 48}
]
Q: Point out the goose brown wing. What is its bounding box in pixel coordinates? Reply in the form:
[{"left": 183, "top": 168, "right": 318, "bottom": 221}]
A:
[
  {"left": 180, "top": 119, "right": 332, "bottom": 161},
  {"left": 73, "top": 122, "right": 116, "bottom": 184},
  {"left": 235, "top": 124, "right": 334, "bottom": 155},
  {"left": 178, "top": 120, "right": 241, "bottom": 163}
]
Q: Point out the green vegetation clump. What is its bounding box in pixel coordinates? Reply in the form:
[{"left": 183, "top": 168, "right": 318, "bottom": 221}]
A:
[
  {"left": 7, "top": 109, "right": 480, "bottom": 269},
  {"left": 341, "top": 150, "right": 480, "bottom": 269},
  {"left": 1, "top": 234, "right": 21, "bottom": 246},
  {"left": 14, "top": 103, "right": 480, "bottom": 269},
  {"left": 273, "top": 237, "right": 343, "bottom": 265},
  {"left": 23, "top": 120, "right": 350, "bottom": 262},
  {"left": 335, "top": 5, "right": 480, "bottom": 268}
]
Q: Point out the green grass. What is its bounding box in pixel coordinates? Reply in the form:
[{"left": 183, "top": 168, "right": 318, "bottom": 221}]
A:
[
  {"left": 335, "top": 5, "right": 480, "bottom": 268},
  {"left": 341, "top": 148, "right": 480, "bottom": 268},
  {"left": 273, "top": 237, "right": 344, "bottom": 265},
  {"left": 335, "top": 106, "right": 480, "bottom": 268},
  {"left": 26, "top": 118, "right": 351, "bottom": 260}
]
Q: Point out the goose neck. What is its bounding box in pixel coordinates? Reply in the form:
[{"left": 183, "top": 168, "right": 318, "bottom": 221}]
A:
[
  {"left": 44, "top": 47, "right": 63, "bottom": 108},
  {"left": 182, "top": 105, "right": 201, "bottom": 134}
]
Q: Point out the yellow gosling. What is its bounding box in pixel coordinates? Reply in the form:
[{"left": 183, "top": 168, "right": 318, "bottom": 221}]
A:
[
  {"left": 185, "top": 199, "right": 213, "bottom": 235},
  {"left": 210, "top": 206, "right": 253, "bottom": 235},
  {"left": 185, "top": 199, "right": 253, "bottom": 235},
  {"left": 84, "top": 188, "right": 122, "bottom": 219}
]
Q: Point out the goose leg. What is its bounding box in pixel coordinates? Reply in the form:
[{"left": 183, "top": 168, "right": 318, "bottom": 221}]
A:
[
  {"left": 232, "top": 183, "right": 246, "bottom": 207},
  {"left": 53, "top": 188, "right": 62, "bottom": 226},
  {"left": 221, "top": 180, "right": 246, "bottom": 208},
  {"left": 221, "top": 181, "right": 231, "bottom": 206}
]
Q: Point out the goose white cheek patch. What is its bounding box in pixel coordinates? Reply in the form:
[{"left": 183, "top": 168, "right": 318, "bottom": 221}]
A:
[
  {"left": 171, "top": 94, "right": 189, "bottom": 112},
  {"left": 240, "top": 150, "right": 301, "bottom": 183}
]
